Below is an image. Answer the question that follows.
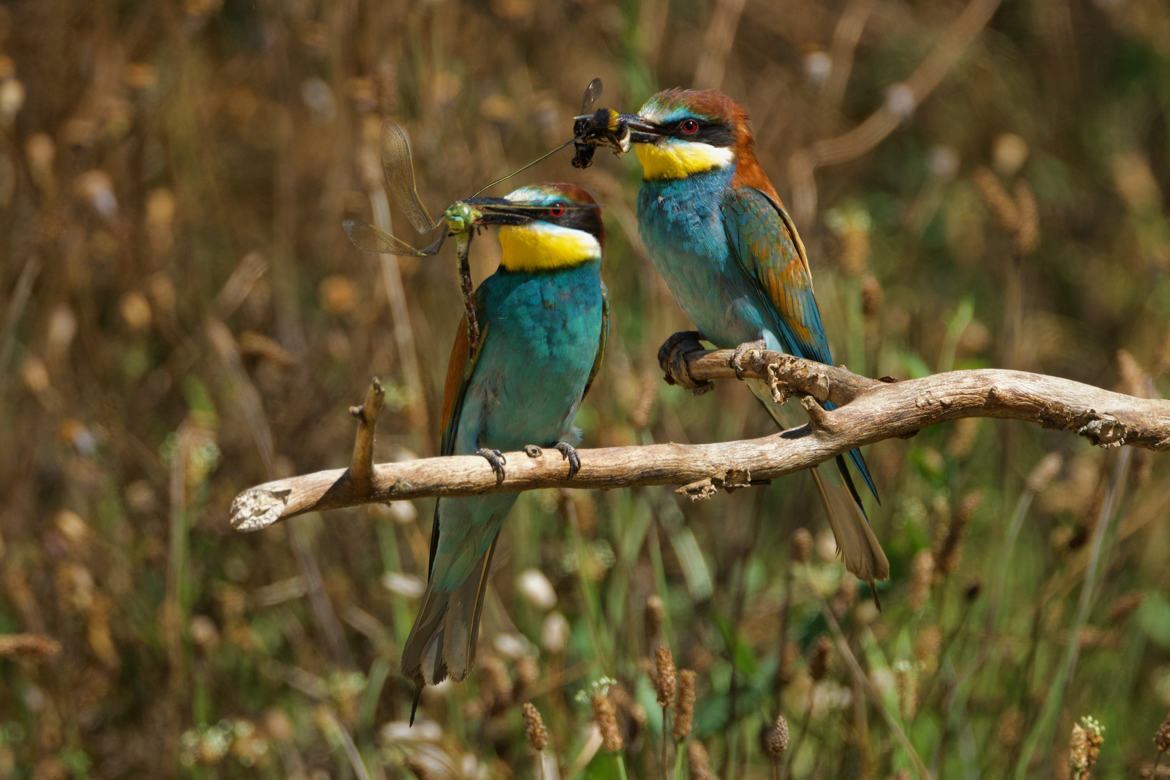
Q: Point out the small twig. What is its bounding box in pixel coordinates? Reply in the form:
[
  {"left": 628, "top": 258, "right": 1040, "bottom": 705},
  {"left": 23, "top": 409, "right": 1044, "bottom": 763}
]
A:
[
  {"left": 230, "top": 349, "right": 1170, "bottom": 531},
  {"left": 347, "top": 377, "right": 385, "bottom": 488}
]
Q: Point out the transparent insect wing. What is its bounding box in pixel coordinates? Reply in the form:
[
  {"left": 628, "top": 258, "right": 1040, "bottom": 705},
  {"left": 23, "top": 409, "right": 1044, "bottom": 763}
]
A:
[
  {"left": 342, "top": 220, "right": 444, "bottom": 256},
  {"left": 581, "top": 77, "right": 603, "bottom": 114},
  {"left": 380, "top": 122, "right": 438, "bottom": 235}
]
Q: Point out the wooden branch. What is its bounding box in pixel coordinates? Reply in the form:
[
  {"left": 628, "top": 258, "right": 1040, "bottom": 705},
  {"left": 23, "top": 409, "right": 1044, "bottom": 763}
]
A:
[
  {"left": 230, "top": 347, "right": 1170, "bottom": 532},
  {"left": 347, "top": 378, "right": 385, "bottom": 487}
]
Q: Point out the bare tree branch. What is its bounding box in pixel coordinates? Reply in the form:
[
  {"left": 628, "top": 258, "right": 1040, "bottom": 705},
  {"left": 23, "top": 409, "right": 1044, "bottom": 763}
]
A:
[{"left": 230, "top": 345, "right": 1170, "bottom": 532}]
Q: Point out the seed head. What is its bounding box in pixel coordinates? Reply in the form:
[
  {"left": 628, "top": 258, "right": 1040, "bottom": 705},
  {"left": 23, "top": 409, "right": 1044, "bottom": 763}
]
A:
[
  {"left": 591, "top": 691, "right": 623, "bottom": 752},
  {"left": 997, "top": 707, "right": 1023, "bottom": 749},
  {"left": 914, "top": 625, "right": 942, "bottom": 675},
  {"left": 1155, "top": 712, "right": 1170, "bottom": 753},
  {"left": 1014, "top": 180, "right": 1039, "bottom": 255},
  {"left": 514, "top": 655, "right": 539, "bottom": 701},
  {"left": 861, "top": 274, "right": 883, "bottom": 318},
  {"left": 686, "top": 740, "right": 714, "bottom": 780},
  {"left": 973, "top": 166, "right": 1018, "bottom": 232},
  {"left": 838, "top": 225, "right": 869, "bottom": 277},
  {"left": 936, "top": 491, "right": 981, "bottom": 578},
  {"left": 1068, "top": 715, "right": 1104, "bottom": 775},
  {"left": 522, "top": 702, "right": 548, "bottom": 751},
  {"left": 644, "top": 595, "right": 665, "bottom": 645},
  {"left": 630, "top": 370, "right": 658, "bottom": 430},
  {"left": 893, "top": 659, "right": 918, "bottom": 720},
  {"left": 909, "top": 550, "right": 934, "bottom": 612},
  {"left": 765, "top": 714, "right": 789, "bottom": 757},
  {"left": 831, "top": 575, "right": 857, "bottom": 616},
  {"left": 672, "top": 669, "right": 696, "bottom": 741},
  {"left": 654, "top": 646, "right": 677, "bottom": 707}
]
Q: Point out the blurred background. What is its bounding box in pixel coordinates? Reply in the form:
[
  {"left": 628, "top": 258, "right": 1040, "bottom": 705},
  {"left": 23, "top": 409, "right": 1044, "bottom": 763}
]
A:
[{"left": 2, "top": 0, "right": 1169, "bottom": 777}]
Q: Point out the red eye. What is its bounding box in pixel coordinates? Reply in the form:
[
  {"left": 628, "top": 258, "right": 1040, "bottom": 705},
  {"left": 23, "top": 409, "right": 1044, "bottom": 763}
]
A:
[
  {"left": 680, "top": 118, "right": 699, "bottom": 134},
  {"left": 548, "top": 203, "right": 566, "bottom": 218}
]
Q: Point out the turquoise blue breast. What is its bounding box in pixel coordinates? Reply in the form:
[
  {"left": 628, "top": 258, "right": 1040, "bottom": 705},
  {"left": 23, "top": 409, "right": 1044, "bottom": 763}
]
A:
[
  {"left": 452, "top": 259, "right": 604, "bottom": 455},
  {"left": 637, "top": 169, "right": 775, "bottom": 349}
]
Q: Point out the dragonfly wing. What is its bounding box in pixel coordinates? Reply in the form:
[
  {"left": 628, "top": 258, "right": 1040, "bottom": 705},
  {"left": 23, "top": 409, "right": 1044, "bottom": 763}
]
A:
[
  {"left": 380, "top": 121, "right": 437, "bottom": 235},
  {"left": 342, "top": 220, "right": 431, "bottom": 256}
]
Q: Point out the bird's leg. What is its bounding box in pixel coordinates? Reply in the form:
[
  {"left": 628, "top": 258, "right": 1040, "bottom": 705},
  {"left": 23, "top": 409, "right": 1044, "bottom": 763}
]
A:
[
  {"left": 656, "top": 330, "right": 714, "bottom": 395},
  {"left": 553, "top": 442, "right": 581, "bottom": 478},
  {"left": 475, "top": 448, "right": 507, "bottom": 484},
  {"left": 730, "top": 338, "right": 768, "bottom": 380},
  {"left": 523, "top": 444, "right": 543, "bottom": 458}
]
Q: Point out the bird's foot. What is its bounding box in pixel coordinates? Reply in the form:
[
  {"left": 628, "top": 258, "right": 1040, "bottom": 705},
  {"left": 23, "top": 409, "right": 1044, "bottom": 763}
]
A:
[
  {"left": 554, "top": 441, "right": 581, "bottom": 478},
  {"left": 730, "top": 339, "right": 768, "bottom": 380},
  {"left": 523, "top": 444, "right": 543, "bottom": 458},
  {"left": 656, "top": 330, "right": 713, "bottom": 395},
  {"left": 475, "top": 448, "right": 507, "bottom": 484}
]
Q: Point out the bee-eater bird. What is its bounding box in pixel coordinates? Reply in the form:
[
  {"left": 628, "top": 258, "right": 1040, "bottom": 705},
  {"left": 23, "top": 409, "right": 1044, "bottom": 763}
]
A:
[
  {"left": 401, "top": 183, "right": 608, "bottom": 713},
  {"left": 608, "top": 89, "right": 888, "bottom": 585}
]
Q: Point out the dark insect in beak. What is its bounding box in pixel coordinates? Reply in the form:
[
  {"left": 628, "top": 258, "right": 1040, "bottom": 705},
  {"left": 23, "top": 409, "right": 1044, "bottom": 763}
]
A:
[
  {"left": 571, "top": 138, "right": 598, "bottom": 170},
  {"left": 571, "top": 108, "right": 632, "bottom": 169}
]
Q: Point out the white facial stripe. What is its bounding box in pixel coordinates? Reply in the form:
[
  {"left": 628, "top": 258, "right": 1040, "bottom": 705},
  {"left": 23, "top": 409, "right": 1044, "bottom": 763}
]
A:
[{"left": 667, "top": 139, "right": 734, "bottom": 164}]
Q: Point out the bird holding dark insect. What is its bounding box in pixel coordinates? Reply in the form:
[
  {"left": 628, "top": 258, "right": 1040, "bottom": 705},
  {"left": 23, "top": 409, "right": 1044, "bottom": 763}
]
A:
[
  {"left": 398, "top": 183, "right": 608, "bottom": 714},
  {"left": 573, "top": 87, "right": 888, "bottom": 587}
]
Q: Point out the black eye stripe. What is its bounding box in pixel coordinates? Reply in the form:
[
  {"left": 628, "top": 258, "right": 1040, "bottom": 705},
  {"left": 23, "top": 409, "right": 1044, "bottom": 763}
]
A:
[
  {"left": 667, "top": 119, "right": 735, "bottom": 148},
  {"left": 545, "top": 204, "right": 602, "bottom": 240}
]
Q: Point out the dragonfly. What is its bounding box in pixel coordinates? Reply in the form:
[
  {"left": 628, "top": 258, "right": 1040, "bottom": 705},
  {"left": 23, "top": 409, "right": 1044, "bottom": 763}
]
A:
[
  {"left": 571, "top": 78, "right": 632, "bottom": 169},
  {"left": 344, "top": 121, "right": 582, "bottom": 344}
]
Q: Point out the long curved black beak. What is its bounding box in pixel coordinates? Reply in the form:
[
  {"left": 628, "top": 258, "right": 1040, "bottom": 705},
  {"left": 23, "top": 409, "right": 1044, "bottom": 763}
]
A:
[{"left": 615, "top": 113, "right": 661, "bottom": 144}]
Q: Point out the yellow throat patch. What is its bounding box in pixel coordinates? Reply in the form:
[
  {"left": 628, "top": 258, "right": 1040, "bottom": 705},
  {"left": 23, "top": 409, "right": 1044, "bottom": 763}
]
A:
[
  {"left": 497, "top": 223, "right": 601, "bottom": 272},
  {"left": 634, "top": 141, "right": 735, "bottom": 180}
]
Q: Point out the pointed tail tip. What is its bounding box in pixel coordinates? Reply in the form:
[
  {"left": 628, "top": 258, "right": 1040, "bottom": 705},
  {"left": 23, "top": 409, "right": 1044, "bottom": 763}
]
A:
[
  {"left": 409, "top": 685, "right": 423, "bottom": 726},
  {"left": 869, "top": 580, "right": 882, "bottom": 612}
]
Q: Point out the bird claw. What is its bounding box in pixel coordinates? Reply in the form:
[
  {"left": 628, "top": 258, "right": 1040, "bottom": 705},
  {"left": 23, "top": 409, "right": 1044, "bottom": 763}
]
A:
[
  {"left": 554, "top": 441, "right": 581, "bottom": 478},
  {"left": 475, "top": 448, "right": 507, "bottom": 484},
  {"left": 523, "top": 444, "right": 543, "bottom": 458},
  {"left": 730, "top": 339, "right": 767, "bottom": 380},
  {"left": 656, "top": 331, "right": 714, "bottom": 395}
]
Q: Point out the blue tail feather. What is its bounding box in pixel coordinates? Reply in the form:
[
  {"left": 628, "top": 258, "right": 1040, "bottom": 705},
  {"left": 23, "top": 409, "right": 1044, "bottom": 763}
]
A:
[{"left": 824, "top": 399, "right": 880, "bottom": 506}]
